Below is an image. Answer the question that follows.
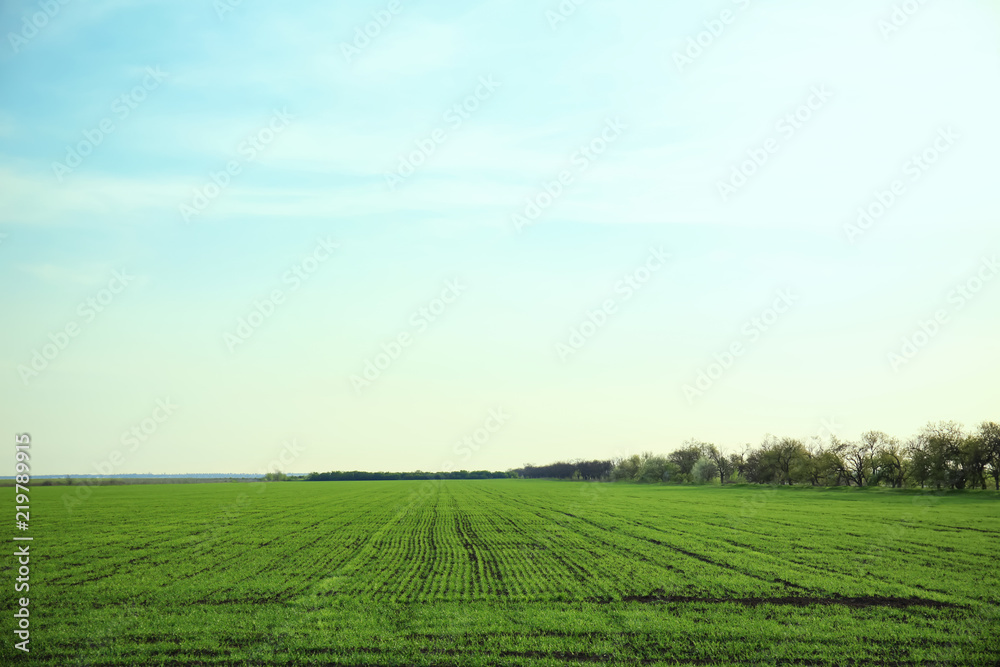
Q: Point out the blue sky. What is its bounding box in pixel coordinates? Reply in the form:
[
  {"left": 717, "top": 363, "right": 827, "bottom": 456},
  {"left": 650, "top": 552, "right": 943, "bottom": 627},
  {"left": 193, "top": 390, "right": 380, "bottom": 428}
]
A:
[{"left": 2, "top": 0, "right": 999, "bottom": 475}]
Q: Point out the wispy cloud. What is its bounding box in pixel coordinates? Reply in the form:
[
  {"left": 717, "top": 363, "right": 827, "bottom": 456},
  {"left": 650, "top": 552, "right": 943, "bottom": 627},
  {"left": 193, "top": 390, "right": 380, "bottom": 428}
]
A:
[{"left": 1, "top": 0, "right": 998, "bottom": 474}]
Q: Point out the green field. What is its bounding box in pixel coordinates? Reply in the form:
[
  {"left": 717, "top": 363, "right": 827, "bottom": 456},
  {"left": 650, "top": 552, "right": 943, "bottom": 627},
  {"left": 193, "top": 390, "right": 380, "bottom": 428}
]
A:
[{"left": 7, "top": 480, "right": 998, "bottom": 665}]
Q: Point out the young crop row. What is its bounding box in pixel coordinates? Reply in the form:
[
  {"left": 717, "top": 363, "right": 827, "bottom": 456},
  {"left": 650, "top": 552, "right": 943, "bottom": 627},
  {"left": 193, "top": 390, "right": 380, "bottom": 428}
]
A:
[{"left": 10, "top": 479, "right": 998, "bottom": 666}]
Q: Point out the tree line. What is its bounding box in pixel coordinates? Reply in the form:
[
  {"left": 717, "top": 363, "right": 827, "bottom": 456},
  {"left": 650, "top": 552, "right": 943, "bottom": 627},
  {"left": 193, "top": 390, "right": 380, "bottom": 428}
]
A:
[
  {"left": 606, "top": 420, "right": 1000, "bottom": 489},
  {"left": 514, "top": 460, "right": 612, "bottom": 480},
  {"left": 304, "top": 470, "right": 514, "bottom": 481},
  {"left": 300, "top": 420, "right": 998, "bottom": 490}
]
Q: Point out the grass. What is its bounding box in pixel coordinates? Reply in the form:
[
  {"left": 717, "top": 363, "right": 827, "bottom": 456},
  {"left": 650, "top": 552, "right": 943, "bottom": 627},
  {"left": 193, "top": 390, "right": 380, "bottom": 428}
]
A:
[{"left": 5, "top": 480, "right": 998, "bottom": 665}]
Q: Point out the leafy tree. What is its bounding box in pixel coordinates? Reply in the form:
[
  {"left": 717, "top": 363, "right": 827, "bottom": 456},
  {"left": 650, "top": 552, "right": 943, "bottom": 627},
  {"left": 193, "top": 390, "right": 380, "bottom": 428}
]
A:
[
  {"left": 610, "top": 454, "right": 642, "bottom": 482},
  {"left": 611, "top": 452, "right": 679, "bottom": 483},
  {"left": 797, "top": 442, "right": 845, "bottom": 486},
  {"left": 980, "top": 421, "right": 1000, "bottom": 490},
  {"left": 925, "top": 422, "right": 968, "bottom": 489},
  {"left": 960, "top": 435, "right": 991, "bottom": 490},
  {"left": 728, "top": 450, "right": 748, "bottom": 482},
  {"left": 842, "top": 431, "right": 898, "bottom": 487},
  {"left": 844, "top": 435, "right": 874, "bottom": 487},
  {"left": 773, "top": 438, "right": 807, "bottom": 485},
  {"left": 668, "top": 441, "right": 707, "bottom": 477},
  {"left": 305, "top": 469, "right": 513, "bottom": 481},
  {"left": 691, "top": 457, "right": 718, "bottom": 484},
  {"left": 703, "top": 444, "right": 733, "bottom": 484},
  {"left": 637, "top": 454, "right": 678, "bottom": 483},
  {"left": 517, "top": 461, "right": 609, "bottom": 479},
  {"left": 908, "top": 422, "right": 970, "bottom": 489},
  {"left": 304, "top": 419, "right": 1000, "bottom": 490},
  {"left": 872, "top": 439, "right": 906, "bottom": 488},
  {"left": 906, "top": 436, "right": 934, "bottom": 488},
  {"left": 743, "top": 441, "right": 778, "bottom": 484}
]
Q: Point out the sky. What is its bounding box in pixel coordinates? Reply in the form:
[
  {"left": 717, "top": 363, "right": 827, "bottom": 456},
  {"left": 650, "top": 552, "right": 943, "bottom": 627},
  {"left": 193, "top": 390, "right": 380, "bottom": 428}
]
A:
[{"left": 1, "top": 0, "right": 999, "bottom": 476}]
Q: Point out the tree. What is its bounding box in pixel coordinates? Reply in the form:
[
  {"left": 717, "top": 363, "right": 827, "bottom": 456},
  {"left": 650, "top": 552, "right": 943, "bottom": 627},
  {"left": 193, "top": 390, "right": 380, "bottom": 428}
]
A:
[
  {"left": 575, "top": 459, "right": 613, "bottom": 480},
  {"left": 568, "top": 419, "right": 1000, "bottom": 490},
  {"left": 980, "top": 421, "right": 1000, "bottom": 490},
  {"left": 691, "top": 457, "right": 719, "bottom": 484},
  {"left": 799, "top": 441, "right": 844, "bottom": 486},
  {"left": 960, "top": 435, "right": 991, "bottom": 490},
  {"left": 845, "top": 431, "right": 899, "bottom": 487},
  {"left": 610, "top": 453, "right": 679, "bottom": 483},
  {"left": 773, "top": 438, "right": 807, "bottom": 485},
  {"left": 740, "top": 436, "right": 802, "bottom": 484},
  {"left": 872, "top": 439, "right": 906, "bottom": 488},
  {"left": 925, "top": 421, "right": 968, "bottom": 489},
  {"left": 844, "top": 434, "right": 876, "bottom": 487},
  {"left": 743, "top": 438, "right": 779, "bottom": 484},
  {"left": 728, "top": 451, "right": 747, "bottom": 482},
  {"left": 907, "top": 436, "right": 933, "bottom": 488},
  {"left": 908, "top": 422, "right": 969, "bottom": 489},
  {"left": 637, "top": 454, "right": 678, "bottom": 483},
  {"left": 517, "top": 461, "right": 582, "bottom": 479},
  {"left": 669, "top": 441, "right": 708, "bottom": 479},
  {"left": 610, "top": 454, "right": 642, "bottom": 482},
  {"left": 703, "top": 444, "right": 733, "bottom": 484}
]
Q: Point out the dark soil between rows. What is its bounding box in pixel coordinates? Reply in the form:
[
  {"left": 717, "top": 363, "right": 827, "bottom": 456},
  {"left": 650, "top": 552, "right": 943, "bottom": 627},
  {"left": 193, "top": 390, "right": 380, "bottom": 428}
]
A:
[{"left": 606, "top": 594, "right": 963, "bottom": 609}]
